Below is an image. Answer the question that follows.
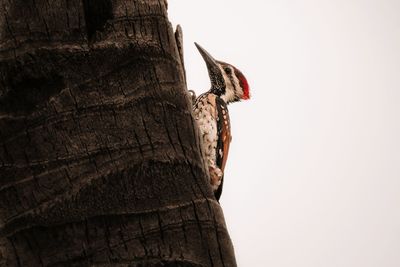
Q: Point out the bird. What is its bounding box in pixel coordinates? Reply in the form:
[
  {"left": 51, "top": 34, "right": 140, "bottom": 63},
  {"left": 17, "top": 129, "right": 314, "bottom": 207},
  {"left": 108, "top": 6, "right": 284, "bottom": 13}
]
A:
[{"left": 192, "top": 43, "right": 250, "bottom": 201}]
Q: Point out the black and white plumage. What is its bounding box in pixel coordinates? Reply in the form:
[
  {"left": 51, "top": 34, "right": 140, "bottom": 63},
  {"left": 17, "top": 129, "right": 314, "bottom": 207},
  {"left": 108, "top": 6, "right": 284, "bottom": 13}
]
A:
[{"left": 192, "top": 43, "right": 250, "bottom": 201}]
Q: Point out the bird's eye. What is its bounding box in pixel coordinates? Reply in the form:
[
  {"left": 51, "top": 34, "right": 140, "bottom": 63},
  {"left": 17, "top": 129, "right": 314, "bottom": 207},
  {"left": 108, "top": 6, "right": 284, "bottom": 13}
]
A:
[{"left": 224, "top": 67, "right": 231, "bottom": 74}]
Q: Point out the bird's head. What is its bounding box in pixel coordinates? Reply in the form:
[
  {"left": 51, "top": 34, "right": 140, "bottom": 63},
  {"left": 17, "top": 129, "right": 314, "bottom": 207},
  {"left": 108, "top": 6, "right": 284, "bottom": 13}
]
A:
[{"left": 195, "top": 42, "right": 250, "bottom": 104}]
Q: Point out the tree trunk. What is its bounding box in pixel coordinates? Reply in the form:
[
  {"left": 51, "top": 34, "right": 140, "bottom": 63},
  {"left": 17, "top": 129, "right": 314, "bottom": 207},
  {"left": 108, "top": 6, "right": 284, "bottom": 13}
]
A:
[{"left": 0, "top": 0, "right": 237, "bottom": 266}]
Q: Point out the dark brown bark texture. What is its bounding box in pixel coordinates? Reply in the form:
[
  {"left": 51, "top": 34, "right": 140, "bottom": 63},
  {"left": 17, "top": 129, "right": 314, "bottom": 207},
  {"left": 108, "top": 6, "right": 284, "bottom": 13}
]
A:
[{"left": 0, "top": 0, "right": 237, "bottom": 266}]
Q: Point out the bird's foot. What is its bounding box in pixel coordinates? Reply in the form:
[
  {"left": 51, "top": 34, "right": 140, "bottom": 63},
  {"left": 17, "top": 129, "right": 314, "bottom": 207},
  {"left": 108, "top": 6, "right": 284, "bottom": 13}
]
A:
[
  {"left": 188, "top": 90, "right": 197, "bottom": 105},
  {"left": 209, "top": 166, "right": 223, "bottom": 191}
]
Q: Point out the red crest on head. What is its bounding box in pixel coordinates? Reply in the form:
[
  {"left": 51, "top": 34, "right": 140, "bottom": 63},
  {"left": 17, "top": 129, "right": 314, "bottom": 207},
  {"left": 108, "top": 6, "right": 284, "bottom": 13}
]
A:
[{"left": 235, "top": 69, "right": 250, "bottom": 100}]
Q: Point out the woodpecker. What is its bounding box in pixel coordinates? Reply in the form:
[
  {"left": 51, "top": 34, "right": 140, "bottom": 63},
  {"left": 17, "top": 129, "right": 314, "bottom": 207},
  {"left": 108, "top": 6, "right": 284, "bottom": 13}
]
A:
[{"left": 192, "top": 43, "right": 250, "bottom": 201}]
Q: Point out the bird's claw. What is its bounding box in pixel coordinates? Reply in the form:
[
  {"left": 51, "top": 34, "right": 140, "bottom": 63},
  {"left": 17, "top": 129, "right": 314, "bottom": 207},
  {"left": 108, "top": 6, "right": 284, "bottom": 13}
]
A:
[{"left": 209, "top": 166, "right": 223, "bottom": 191}]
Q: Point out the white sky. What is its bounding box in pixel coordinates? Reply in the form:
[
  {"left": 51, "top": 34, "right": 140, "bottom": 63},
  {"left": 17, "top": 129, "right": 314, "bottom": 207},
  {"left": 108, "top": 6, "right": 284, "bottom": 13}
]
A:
[{"left": 168, "top": 1, "right": 400, "bottom": 266}]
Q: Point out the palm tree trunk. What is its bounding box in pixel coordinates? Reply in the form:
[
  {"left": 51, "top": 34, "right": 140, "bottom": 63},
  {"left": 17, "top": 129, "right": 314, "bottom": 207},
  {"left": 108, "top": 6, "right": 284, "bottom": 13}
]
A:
[{"left": 0, "top": 0, "right": 237, "bottom": 266}]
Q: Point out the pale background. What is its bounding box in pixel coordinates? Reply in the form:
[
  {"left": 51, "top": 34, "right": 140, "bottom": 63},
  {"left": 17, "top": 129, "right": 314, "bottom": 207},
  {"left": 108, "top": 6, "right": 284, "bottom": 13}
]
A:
[{"left": 168, "top": 1, "right": 400, "bottom": 266}]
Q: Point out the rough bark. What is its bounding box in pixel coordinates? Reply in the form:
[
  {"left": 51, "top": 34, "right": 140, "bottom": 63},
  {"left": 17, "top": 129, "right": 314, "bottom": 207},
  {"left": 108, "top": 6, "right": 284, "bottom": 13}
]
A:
[{"left": 0, "top": 0, "right": 237, "bottom": 266}]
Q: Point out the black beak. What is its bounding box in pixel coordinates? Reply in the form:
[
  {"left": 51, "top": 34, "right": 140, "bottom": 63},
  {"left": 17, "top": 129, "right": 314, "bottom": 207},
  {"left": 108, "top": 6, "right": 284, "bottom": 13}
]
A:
[{"left": 195, "top": 42, "right": 220, "bottom": 76}]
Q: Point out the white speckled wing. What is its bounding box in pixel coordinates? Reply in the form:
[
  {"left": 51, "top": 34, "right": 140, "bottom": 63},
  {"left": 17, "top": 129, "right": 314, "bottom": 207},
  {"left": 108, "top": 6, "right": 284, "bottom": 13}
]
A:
[{"left": 193, "top": 92, "right": 232, "bottom": 200}]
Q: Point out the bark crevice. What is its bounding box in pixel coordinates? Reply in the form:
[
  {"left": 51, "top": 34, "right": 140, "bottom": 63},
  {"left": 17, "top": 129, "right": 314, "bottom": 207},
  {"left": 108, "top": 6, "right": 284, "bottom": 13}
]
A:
[{"left": 83, "top": 0, "right": 114, "bottom": 41}]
